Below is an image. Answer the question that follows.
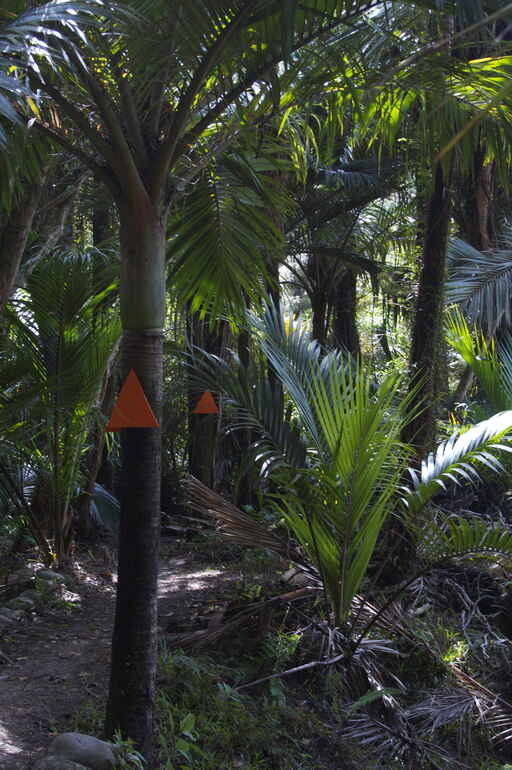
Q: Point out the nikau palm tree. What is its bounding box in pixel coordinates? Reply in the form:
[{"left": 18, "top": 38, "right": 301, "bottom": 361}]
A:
[
  {"left": 4, "top": 0, "right": 512, "bottom": 756},
  {"left": 6, "top": 0, "right": 398, "bottom": 753}
]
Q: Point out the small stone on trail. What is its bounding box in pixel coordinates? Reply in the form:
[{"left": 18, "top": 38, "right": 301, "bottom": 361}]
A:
[
  {"left": 8, "top": 596, "right": 36, "bottom": 611},
  {"left": 32, "top": 757, "right": 91, "bottom": 770},
  {"left": 48, "top": 733, "right": 116, "bottom": 770},
  {"left": 19, "top": 589, "right": 41, "bottom": 603},
  {"left": 281, "top": 567, "right": 310, "bottom": 587},
  {"left": 0, "top": 606, "right": 23, "bottom": 621},
  {"left": 37, "top": 569, "right": 67, "bottom": 584}
]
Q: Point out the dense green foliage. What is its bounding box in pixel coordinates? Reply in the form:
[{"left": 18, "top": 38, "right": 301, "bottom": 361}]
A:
[{"left": 3, "top": 0, "right": 512, "bottom": 767}]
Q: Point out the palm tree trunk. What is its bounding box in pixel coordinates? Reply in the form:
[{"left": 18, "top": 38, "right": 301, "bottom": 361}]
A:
[
  {"left": 402, "top": 162, "right": 451, "bottom": 457},
  {"left": 105, "top": 207, "right": 165, "bottom": 759},
  {"left": 235, "top": 318, "right": 257, "bottom": 506},
  {"left": 187, "top": 311, "right": 224, "bottom": 487},
  {"left": 333, "top": 271, "right": 360, "bottom": 357},
  {"left": 450, "top": 147, "right": 494, "bottom": 407},
  {"left": 311, "top": 290, "right": 327, "bottom": 347}
]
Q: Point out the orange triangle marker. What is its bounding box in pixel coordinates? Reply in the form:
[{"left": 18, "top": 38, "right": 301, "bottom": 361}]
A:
[
  {"left": 106, "top": 369, "right": 160, "bottom": 431},
  {"left": 193, "top": 390, "right": 219, "bottom": 414}
]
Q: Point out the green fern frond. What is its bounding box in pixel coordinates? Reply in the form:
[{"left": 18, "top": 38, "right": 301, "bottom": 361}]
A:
[
  {"left": 445, "top": 308, "right": 508, "bottom": 411},
  {"left": 405, "top": 411, "right": 512, "bottom": 515},
  {"left": 419, "top": 515, "right": 512, "bottom": 563},
  {"left": 447, "top": 237, "right": 512, "bottom": 334}
]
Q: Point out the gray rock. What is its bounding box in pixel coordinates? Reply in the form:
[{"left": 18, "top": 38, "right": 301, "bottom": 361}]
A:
[
  {"left": 8, "top": 567, "right": 36, "bottom": 583},
  {"left": 48, "top": 733, "right": 116, "bottom": 770},
  {"left": 19, "top": 589, "right": 41, "bottom": 603},
  {"left": 8, "top": 596, "right": 35, "bottom": 611},
  {"left": 38, "top": 579, "right": 61, "bottom": 594},
  {"left": 0, "top": 617, "right": 12, "bottom": 633},
  {"left": 281, "top": 567, "right": 310, "bottom": 587},
  {"left": 32, "top": 757, "right": 91, "bottom": 770},
  {"left": 0, "top": 606, "right": 23, "bottom": 621},
  {"left": 37, "top": 569, "right": 67, "bottom": 583}
]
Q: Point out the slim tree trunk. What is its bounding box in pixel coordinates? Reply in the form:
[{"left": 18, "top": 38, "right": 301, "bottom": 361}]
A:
[
  {"left": 450, "top": 147, "right": 494, "bottom": 407},
  {"left": 311, "top": 289, "right": 327, "bottom": 347},
  {"left": 105, "top": 206, "right": 165, "bottom": 759},
  {"left": 187, "top": 312, "right": 224, "bottom": 487},
  {"left": 235, "top": 321, "right": 256, "bottom": 507},
  {"left": 402, "top": 162, "right": 451, "bottom": 456},
  {"left": 0, "top": 178, "right": 46, "bottom": 310},
  {"left": 333, "top": 270, "right": 360, "bottom": 357}
]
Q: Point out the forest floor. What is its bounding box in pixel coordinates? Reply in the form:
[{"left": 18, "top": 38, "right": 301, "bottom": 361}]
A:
[{"left": 0, "top": 537, "right": 242, "bottom": 769}]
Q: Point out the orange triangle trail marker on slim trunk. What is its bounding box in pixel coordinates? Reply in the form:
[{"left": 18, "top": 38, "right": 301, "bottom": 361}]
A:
[
  {"left": 106, "top": 369, "right": 160, "bottom": 431},
  {"left": 193, "top": 390, "right": 219, "bottom": 414}
]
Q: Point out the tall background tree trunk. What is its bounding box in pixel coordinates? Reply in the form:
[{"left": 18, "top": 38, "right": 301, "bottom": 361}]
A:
[
  {"left": 0, "top": 176, "right": 47, "bottom": 310},
  {"left": 187, "top": 311, "right": 225, "bottom": 487},
  {"left": 450, "top": 146, "right": 495, "bottom": 408},
  {"left": 333, "top": 270, "right": 360, "bottom": 357},
  {"left": 402, "top": 162, "right": 451, "bottom": 456}
]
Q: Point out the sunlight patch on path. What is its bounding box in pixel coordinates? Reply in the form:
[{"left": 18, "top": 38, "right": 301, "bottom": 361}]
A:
[
  {"left": 0, "top": 720, "right": 23, "bottom": 758},
  {"left": 158, "top": 567, "right": 223, "bottom": 594}
]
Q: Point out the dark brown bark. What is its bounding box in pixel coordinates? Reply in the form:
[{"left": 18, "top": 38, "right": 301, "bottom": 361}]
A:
[
  {"left": 0, "top": 179, "right": 46, "bottom": 310},
  {"left": 450, "top": 147, "right": 495, "bottom": 407},
  {"left": 402, "top": 162, "right": 451, "bottom": 456},
  {"left": 333, "top": 270, "right": 360, "bottom": 357},
  {"left": 105, "top": 209, "right": 165, "bottom": 759},
  {"left": 105, "top": 329, "right": 163, "bottom": 756},
  {"left": 306, "top": 249, "right": 328, "bottom": 347},
  {"left": 453, "top": 144, "right": 493, "bottom": 252}
]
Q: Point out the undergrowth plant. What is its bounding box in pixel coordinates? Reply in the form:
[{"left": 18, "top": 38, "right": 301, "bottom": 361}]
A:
[
  {"left": 0, "top": 249, "right": 119, "bottom": 563},
  {"left": 190, "top": 303, "right": 512, "bottom": 629}
]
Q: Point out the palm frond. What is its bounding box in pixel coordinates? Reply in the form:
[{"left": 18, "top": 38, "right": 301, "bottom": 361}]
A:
[
  {"left": 188, "top": 347, "right": 308, "bottom": 472},
  {"left": 168, "top": 154, "right": 287, "bottom": 314},
  {"left": 447, "top": 237, "right": 512, "bottom": 334},
  {"left": 404, "top": 411, "right": 512, "bottom": 515},
  {"left": 0, "top": 0, "right": 120, "bottom": 146},
  {"left": 0, "top": 249, "right": 119, "bottom": 560},
  {"left": 419, "top": 514, "right": 512, "bottom": 564},
  {"left": 303, "top": 363, "right": 410, "bottom": 620},
  {"left": 446, "top": 309, "right": 511, "bottom": 411},
  {"left": 248, "top": 302, "right": 347, "bottom": 456},
  {"left": 450, "top": 666, "right": 512, "bottom": 745}
]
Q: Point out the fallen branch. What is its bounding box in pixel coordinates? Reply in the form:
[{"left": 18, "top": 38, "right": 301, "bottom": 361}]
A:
[{"left": 236, "top": 652, "right": 346, "bottom": 692}]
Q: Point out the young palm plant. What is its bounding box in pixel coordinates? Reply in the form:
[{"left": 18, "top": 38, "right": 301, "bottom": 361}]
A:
[
  {"left": 446, "top": 308, "right": 512, "bottom": 413},
  {"left": 0, "top": 248, "right": 119, "bottom": 563},
  {"left": 188, "top": 303, "right": 512, "bottom": 634}
]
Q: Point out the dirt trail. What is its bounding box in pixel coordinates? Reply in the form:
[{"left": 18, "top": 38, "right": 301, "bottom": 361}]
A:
[{"left": 0, "top": 546, "right": 232, "bottom": 769}]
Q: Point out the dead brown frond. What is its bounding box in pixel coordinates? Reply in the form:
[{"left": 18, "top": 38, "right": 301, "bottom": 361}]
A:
[
  {"left": 451, "top": 664, "right": 512, "bottom": 745},
  {"left": 183, "top": 474, "right": 318, "bottom": 580},
  {"left": 342, "top": 709, "right": 472, "bottom": 769},
  {"left": 165, "top": 585, "right": 320, "bottom": 650},
  {"left": 350, "top": 594, "right": 418, "bottom": 646}
]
